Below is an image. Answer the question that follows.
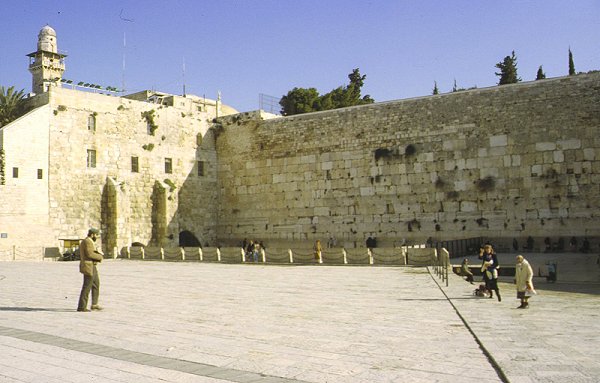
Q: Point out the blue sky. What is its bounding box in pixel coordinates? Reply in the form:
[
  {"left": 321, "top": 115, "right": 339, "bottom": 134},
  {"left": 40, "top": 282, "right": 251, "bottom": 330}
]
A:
[{"left": 0, "top": 1, "right": 598, "bottom": 113}]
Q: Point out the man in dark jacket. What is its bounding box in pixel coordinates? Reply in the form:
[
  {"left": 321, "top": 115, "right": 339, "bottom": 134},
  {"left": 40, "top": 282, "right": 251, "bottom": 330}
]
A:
[{"left": 77, "top": 228, "right": 104, "bottom": 312}]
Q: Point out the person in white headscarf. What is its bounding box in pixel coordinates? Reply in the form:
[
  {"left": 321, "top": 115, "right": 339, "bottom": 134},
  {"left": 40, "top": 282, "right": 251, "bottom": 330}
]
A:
[{"left": 515, "top": 255, "right": 535, "bottom": 309}]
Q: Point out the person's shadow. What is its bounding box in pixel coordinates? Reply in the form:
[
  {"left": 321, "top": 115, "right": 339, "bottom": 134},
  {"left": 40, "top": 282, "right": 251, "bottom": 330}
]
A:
[{"left": 0, "top": 307, "right": 74, "bottom": 312}]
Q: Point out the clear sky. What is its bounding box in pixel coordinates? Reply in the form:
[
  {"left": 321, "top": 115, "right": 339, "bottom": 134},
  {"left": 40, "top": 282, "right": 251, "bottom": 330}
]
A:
[{"left": 0, "top": 1, "right": 598, "bottom": 113}]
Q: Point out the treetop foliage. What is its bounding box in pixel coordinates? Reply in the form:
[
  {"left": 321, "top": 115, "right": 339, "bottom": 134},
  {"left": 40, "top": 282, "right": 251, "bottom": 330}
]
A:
[
  {"left": 569, "top": 48, "right": 576, "bottom": 76},
  {"left": 280, "top": 68, "right": 374, "bottom": 116},
  {"left": 495, "top": 51, "right": 521, "bottom": 85},
  {"left": 0, "top": 86, "right": 26, "bottom": 127}
]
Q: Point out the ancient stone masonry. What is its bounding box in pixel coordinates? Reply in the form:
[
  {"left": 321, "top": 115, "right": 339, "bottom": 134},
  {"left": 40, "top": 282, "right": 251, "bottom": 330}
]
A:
[
  {"left": 215, "top": 73, "right": 600, "bottom": 250},
  {"left": 0, "top": 26, "right": 237, "bottom": 252},
  {"left": 2, "top": 25, "right": 599, "bottom": 253}
]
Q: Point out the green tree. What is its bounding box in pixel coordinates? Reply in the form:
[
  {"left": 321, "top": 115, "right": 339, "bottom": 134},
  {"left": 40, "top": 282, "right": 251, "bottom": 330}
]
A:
[
  {"left": 536, "top": 65, "right": 546, "bottom": 80},
  {"left": 568, "top": 48, "right": 576, "bottom": 75},
  {"left": 279, "top": 87, "right": 320, "bottom": 116},
  {"left": 0, "top": 86, "right": 26, "bottom": 127},
  {"left": 345, "top": 68, "right": 374, "bottom": 105},
  {"left": 495, "top": 51, "right": 521, "bottom": 85},
  {"left": 432, "top": 81, "right": 439, "bottom": 95},
  {"left": 280, "top": 68, "right": 374, "bottom": 115}
]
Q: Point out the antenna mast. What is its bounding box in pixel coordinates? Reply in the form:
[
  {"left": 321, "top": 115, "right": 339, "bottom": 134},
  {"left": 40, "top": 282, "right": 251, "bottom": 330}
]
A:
[
  {"left": 121, "top": 32, "right": 126, "bottom": 93},
  {"left": 182, "top": 56, "right": 186, "bottom": 97}
]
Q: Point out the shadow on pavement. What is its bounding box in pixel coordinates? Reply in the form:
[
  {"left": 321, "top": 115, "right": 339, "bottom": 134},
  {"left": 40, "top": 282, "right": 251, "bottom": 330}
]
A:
[
  {"left": 0, "top": 307, "right": 74, "bottom": 312},
  {"left": 532, "top": 281, "right": 600, "bottom": 296}
]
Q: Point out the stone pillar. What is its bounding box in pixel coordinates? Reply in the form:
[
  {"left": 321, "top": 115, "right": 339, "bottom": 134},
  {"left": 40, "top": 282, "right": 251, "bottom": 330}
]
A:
[{"left": 102, "top": 177, "right": 131, "bottom": 255}]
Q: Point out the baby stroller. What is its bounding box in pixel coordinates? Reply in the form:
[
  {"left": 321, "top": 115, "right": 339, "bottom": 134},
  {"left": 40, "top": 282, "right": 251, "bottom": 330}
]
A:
[{"left": 473, "top": 283, "right": 490, "bottom": 297}]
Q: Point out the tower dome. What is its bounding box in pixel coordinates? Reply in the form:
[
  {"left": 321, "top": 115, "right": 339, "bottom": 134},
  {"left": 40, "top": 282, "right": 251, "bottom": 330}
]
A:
[{"left": 37, "top": 25, "right": 57, "bottom": 53}]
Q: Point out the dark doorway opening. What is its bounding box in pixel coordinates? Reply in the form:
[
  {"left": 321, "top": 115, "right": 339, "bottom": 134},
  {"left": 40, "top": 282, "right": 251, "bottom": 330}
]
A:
[{"left": 179, "top": 231, "right": 202, "bottom": 247}]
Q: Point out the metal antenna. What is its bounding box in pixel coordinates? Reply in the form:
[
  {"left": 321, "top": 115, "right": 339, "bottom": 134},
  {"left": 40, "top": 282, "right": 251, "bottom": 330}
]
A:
[
  {"left": 121, "top": 32, "right": 126, "bottom": 93},
  {"left": 182, "top": 56, "right": 186, "bottom": 97}
]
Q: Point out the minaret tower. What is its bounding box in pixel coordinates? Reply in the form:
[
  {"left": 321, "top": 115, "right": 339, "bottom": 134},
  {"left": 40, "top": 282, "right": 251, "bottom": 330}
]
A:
[{"left": 27, "top": 25, "right": 67, "bottom": 94}]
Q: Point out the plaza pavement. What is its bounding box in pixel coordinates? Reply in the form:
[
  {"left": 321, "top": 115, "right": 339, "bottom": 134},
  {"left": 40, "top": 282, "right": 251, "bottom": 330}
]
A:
[{"left": 0, "top": 258, "right": 598, "bottom": 383}]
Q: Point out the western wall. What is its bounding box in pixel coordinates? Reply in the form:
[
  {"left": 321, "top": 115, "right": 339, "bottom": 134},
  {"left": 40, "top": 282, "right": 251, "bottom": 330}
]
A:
[{"left": 214, "top": 72, "right": 600, "bottom": 251}]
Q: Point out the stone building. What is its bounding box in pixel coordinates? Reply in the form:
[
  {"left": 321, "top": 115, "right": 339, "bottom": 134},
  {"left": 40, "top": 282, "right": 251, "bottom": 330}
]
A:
[
  {"left": 0, "top": 26, "right": 237, "bottom": 253},
  {"left": 1, "top": 26, "right": 599, "bottom": 255}
]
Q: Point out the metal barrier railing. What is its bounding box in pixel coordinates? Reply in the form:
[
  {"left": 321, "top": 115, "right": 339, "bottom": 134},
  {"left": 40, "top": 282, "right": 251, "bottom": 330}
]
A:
[
  {"left": 432, "top": 248, "right": 450, "bottom": 286},
  {"left": 0, "top": 246, "right": 449, "bottom": 277}
]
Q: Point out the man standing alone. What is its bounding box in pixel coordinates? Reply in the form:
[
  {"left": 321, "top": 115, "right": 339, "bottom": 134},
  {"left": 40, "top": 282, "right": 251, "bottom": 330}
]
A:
[{"left": 77, "top": 228, "right": 104, "bottom": 312}]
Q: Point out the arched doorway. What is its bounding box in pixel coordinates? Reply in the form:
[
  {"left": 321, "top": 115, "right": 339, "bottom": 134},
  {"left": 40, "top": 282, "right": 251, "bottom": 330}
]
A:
[{"left": 179, "top": 230, "right": 202, "bottom": 247}]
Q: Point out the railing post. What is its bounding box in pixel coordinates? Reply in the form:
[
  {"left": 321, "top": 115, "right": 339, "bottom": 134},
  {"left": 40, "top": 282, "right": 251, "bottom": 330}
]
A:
[
  {"left": 127, "top": 246, "right": 131, "bottom": 259},
  {"left": 141, "top": 247, "right": 145, "bottom": 260},
  {"left": 446, "top": 254, "right": 449, "bottom": 287},
  {"left": 217, "top": 248, "right": 221, "bottom": 262},
  {"left": 288, "top": 249, "right": 293, "bottom": 264},
  {"left": 261, "top": 248, "right": 266, "bottom": 263},
  {"left": 160, "top": 247, "right": 165, "bottom": 260},
  {"left": 199, "top": 247, "right": 203, "bottom": 261},
  {"left": 181, "top": 247, "right": 185, "bottom": 261},
  {"left": 368, "top": 248, "right": 373, "bottom": 265},
  {"left": 343, "top": 248, "right": 348, "bottom": 264},
  {"left": 113, "top": 246, "right": 117, "bottom": 259},
  {"left": 241, "top": 248, "right": 245, "bottom": 263}
]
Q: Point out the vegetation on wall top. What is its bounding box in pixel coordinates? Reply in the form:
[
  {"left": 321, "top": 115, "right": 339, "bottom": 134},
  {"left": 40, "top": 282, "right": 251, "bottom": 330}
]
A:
[
  {"left": 280, "top": 68, "right": 374, "bottom": 116},
  {"left": 0, "top": 149, "right": 5, "bottom": 185}
]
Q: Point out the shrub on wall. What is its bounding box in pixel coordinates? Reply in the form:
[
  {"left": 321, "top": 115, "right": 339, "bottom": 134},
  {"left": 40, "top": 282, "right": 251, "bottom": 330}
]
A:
[
  {"left": 0, "top": 149, "right": 5, "bottom": 185},
  {"left": 164, "top": 178, "right": 177, "bottom": 192},
  {"left": 141, "top": 109, "right": 158, "bottom": 135}
]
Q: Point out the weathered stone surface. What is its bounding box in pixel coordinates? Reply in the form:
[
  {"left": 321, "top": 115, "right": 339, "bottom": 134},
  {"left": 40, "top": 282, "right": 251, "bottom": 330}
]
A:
[{"left": 215, "top": 73, "right": 600, "bottom": 249}]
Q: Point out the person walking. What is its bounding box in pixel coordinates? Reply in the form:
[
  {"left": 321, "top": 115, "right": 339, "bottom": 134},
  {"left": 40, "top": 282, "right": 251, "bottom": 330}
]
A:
[
  {"left": 479, "top": 244, "right": 501, "bottom": 301},
  {"left": 515, "top": 255, "right": 535, "bottom": 309},
  {"left": 77, "top": 228, "right": 104, "bottom": 312}
]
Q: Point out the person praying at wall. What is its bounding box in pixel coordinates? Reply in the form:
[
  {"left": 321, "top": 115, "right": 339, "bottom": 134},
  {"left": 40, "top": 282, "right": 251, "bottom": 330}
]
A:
[
  {"left": 313, "top": 240, "right": 322, "bottom": 262},
  {"left": 245, "top": 240, "right": 255, "bottom": 262}
]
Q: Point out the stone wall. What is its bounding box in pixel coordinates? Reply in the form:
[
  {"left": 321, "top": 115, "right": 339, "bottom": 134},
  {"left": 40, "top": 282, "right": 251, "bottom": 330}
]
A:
[
  {"left": 0, "top": 106, "right": 53, "bottom": 247},
  {"left": 0, "top": 87, "right": 221, "bottom": 251},
  {"left": 43, "top": 87, "right": 220, "bottom": 250},
  {"left": 215, "top": 73, "right": 600, "bottom": 250}
]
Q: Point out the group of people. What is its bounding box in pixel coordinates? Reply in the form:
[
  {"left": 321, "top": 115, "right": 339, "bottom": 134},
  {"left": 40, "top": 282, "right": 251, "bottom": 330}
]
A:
[
  {"left": 460, "top": 243, "right": 535, "bottom": 309},
  {"left": 242, "top": 239, "right": 264, "bottom": 262}
]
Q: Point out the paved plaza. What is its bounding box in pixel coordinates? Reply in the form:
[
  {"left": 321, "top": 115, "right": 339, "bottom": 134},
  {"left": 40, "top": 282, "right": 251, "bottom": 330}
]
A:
[{"left": 0, "top": 259, "right": 599, "bottom": 382}]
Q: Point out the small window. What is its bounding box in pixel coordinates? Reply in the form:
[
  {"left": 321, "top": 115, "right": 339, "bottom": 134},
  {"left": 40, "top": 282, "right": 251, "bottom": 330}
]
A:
[
  {"left": 87, "top": 149, "right": 96, "bottom": 168},
  {"left": 131, "top": 156, "right": 139, "bottom": 173},
  {"left": 165, "top": 158, "right": 172, "bottom": 174},
  {"left": 37, "top": 169, "right": 43, "bottom": 179},
  {"left": 12, "top": 167, "right": 19, "bottom": 178},
  {"left": 197, "top": 161, "right": 205, "bottom": 176},
  {"left": 88, "top": 114, "right": 96, "bottom": 131}
]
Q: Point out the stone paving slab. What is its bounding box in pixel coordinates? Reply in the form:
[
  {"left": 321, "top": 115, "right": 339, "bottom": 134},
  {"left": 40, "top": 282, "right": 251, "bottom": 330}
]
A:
[
  {"left": 0, "top": 260, "right": 597, "bottom": 382},
  {"left": 439, "top": 268, "right": 600, "bottom": 383}
]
